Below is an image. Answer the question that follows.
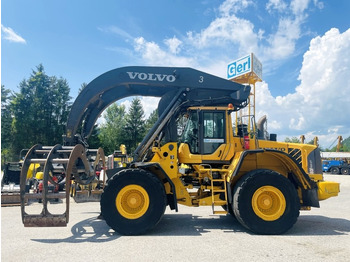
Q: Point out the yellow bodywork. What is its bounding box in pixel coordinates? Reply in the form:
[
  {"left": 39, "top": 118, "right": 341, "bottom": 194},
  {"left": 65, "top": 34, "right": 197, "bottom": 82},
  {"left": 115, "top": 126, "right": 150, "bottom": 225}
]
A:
[
  {"left": 148, "top": 106, "right": 339, "bottom": 211},
  {"left": 27, "top": 163, "right": 40, "bottom": 179},
  {"left": 317, "top": 181, "right": 340, "bottom": 200},
  {"left": 35, "top": 171, "right": 44, "bottom": 180}
]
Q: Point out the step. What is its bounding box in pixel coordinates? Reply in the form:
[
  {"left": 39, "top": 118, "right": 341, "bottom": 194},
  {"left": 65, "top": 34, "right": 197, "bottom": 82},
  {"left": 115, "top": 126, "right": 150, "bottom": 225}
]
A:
[
  {"left": 213, "top": 200, "right": 227, "bottom": 206},
  {"left": 212, "top": 178, "right": 226, "bottom": 182},
  {"left": 213, "top": 210, "right": 228, "bottom": 215},
  {"left": 212, "top": 189, "right": 226, "bottom": 193}
]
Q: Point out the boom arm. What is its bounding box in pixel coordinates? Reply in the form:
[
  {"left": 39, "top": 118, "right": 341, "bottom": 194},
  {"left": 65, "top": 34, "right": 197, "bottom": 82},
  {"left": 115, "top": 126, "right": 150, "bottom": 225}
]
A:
[{"left": 65, "top": 66, "right": 251, "bottom": 148}]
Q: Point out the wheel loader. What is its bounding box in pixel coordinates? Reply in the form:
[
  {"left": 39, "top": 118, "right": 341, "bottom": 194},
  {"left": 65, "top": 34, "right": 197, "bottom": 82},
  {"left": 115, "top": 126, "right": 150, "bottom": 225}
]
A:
[{"left": 20, "top": 66, "right": 340, "bottom": 235}]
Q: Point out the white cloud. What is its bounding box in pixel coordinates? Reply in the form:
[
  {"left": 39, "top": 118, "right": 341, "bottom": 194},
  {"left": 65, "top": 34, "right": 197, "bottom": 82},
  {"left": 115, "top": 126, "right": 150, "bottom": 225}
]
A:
[
  {"left": 164, "top": 36, "right": 182, "bottom": 54},
  {"left": 1, "top": 25, "right": 26, "bottom": 44},
  {"left": 98, "top": 25, "right": 134, "bottom": 41},
  {"left": 255, "top": 28, "right": 350, "bottom": 148},
  {"left": 133, "top": 37, "right": 195, "bottom": 67},
  {"left": 101, "top": 1, "right": 349, "bottom": 149},
  {"left": 313, "top": 0, "right": 324, "bottom": 9},
  {"left": 266, "top": 0, "right": 288, "bottom": 13},
  {"left": 187, "top": 15, "right": 259, "bottom": 56},
  {"left": 290, "top": 0, "right": 311, "bottom": 15},
  {"left": 120, "top": 99, "right": 131, "bottom": 114},
  {"left": 219, "top": 0, "right": 253, "bottom": 16},
  {"left": 140, "top": 97, "right": 160, "bottom": 118},
  {"left": 264, "top": 17, "right": 302, "bottom": 59},
  {"left": 184, "top": 0, "right": 314, "bottom": 61},
  {"left": 104, "top": 0, "right": 320, "bottom": 65}
]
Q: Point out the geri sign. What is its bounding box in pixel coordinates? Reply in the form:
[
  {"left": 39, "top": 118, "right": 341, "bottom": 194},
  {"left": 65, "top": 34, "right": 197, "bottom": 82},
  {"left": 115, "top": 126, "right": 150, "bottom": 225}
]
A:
[
  {"left": 227, "top": 53, "right": 262, "bottom": 82},
  {"left": 227, "top": 54, "right": 251, "bottom": 79}
]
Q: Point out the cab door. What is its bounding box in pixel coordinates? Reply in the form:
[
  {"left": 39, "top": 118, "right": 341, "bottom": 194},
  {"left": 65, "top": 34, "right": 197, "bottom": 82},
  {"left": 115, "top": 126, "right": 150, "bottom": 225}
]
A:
[
  {"left": 178, "top": 109, "right": 229, "bottom": 164},
  {"left": 200, "top": 111, "right": 228, "bottom": 163}
]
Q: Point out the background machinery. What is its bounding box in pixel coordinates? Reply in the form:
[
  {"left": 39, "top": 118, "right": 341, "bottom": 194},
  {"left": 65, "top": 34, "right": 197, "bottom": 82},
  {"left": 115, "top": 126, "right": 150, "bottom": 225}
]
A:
[
  {"left": 107, "top": 145, "right": 130, "bottom": 169},
  {"left": 1, "top": 149, "right": 41, "bottom": 206},
  {"left": 20, "top": 66, "right": 340, "bottom": 234},
  {"left": 2, "top": 161, "right": 23, "bottom": 206},
  {"left": 322, "top": 160, "right": 349, "bottom": 175},
  {"left": 322, "top": 136, "right": 349, "bottom": 175}
]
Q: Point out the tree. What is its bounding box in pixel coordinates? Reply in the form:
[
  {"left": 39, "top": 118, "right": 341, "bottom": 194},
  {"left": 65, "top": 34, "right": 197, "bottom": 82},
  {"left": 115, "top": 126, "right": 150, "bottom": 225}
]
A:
[
  {"left": 10, "top": 64, "right": 71, "bottom": 156},
  {"left": 98, "top": 101, "right": 159, "bottom": 156},
  {"left": 1, "top": 85, "right": 14, "bottom": 166},
  {"left": 341, "top": 136, "right": 350, "bottom": 152},
  {"left": 306, "top": 139, "right": 315, "bottom": 145},
  {"left": 144, "top": 109, "right": 158, "bottom": 136},
  {"left": 329, "top": 136, "right": 350, "bottom": 152},
  {"left": 50, "top": 76, "right": 72, "bottom": 142},
  {"left": 123, "top": 98, "right": 145, "bottom": 152},
  {"left": 78, "top": 82, "right": 88, "bottom": 94},
  {"left": 98, "top": 103, "right": 127, "bottom": 155},
  {"left": 87, "top": 125, "right": 101, "bottom": 149},
  {"left": 284, "top": 137, "right": 300, "bottom": 143}
]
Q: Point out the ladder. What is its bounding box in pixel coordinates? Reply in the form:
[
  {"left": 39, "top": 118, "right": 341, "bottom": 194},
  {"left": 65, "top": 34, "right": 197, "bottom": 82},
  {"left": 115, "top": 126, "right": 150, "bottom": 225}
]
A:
[
  {"left": 210, "top": 170, "right": 229, "bottom": 215},
  {"left": 201, "top": 165, "right": 229, "bottom": 215}
]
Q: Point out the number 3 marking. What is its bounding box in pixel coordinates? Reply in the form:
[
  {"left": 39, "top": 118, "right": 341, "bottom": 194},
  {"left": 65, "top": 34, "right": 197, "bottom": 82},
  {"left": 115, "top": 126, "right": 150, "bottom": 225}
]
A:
[{"left": 199, "top": 76, "right": 204, "bottom": 83}]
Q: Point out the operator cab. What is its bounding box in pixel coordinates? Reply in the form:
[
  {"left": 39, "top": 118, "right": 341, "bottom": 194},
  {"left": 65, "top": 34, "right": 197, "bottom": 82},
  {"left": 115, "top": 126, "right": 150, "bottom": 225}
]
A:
[{"left": 177, "top": 107, "right": 234, "bottom": 164}]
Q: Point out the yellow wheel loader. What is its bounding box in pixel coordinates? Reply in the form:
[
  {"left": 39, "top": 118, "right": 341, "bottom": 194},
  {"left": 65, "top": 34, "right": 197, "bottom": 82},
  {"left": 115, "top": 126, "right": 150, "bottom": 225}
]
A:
[{"left": 20, "top": 66, "right": 339, "bottom": 235}]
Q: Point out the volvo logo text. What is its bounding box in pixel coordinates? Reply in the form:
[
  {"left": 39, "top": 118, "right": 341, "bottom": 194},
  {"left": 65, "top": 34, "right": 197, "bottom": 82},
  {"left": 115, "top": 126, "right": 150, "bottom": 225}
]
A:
[{"left": 127, "top": 72, "right": 176, "bottom": 82}]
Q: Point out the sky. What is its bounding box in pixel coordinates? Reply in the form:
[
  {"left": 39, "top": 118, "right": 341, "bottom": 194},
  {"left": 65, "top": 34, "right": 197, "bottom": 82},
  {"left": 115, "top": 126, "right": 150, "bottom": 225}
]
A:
[{"left": 1, "top": 0, "right": 350, "bottom": 149}]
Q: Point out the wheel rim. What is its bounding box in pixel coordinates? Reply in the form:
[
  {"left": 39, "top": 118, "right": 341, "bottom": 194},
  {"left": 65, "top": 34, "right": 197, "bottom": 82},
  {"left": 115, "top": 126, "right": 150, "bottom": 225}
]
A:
[
  {"left": 116, "top": 185, "right": 149, "bottom": 219},
  {"left": 252, "top": 186, "right": 286, "bottom": 221}
]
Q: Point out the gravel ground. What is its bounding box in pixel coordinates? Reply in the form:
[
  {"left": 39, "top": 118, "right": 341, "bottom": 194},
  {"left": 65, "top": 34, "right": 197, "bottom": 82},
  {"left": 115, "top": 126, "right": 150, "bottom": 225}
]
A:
[{"left": 1, "top": 174, "right": 349, "bottom": 262}]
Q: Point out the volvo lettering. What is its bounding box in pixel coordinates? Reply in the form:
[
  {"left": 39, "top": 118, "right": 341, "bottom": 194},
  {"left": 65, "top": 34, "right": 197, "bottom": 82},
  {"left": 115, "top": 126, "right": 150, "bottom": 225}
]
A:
[{"left": 126, "top": 72, "right": 176, "bottom": 82}]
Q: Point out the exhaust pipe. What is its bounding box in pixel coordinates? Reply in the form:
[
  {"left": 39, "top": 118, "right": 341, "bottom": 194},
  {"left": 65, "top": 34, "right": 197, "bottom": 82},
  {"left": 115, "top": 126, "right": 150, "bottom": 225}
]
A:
[{"left": 257, "top": 115, "right": 267, "bottom": 139}]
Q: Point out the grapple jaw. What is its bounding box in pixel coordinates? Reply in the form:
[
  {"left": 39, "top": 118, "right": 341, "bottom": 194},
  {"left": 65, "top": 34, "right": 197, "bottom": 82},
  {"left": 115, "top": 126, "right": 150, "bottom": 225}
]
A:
[{"left": 20, "top": 144, "right": 106, "bottom": 227}]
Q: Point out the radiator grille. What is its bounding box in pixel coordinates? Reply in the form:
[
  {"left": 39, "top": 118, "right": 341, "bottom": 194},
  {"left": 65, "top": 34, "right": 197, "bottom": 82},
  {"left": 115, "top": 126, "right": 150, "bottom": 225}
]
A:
[{"left": 288, "top": 148, "right": 302, "bottom": 165}]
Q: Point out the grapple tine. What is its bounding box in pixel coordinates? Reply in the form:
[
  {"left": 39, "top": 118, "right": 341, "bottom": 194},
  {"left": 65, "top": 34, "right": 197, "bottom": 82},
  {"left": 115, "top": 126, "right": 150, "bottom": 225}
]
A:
[
  {"left": 20, "top": 144, "right": 71, "bottom": 227},
  {"left": 20, "top": 143, "right": 106, "bottom": 227}
]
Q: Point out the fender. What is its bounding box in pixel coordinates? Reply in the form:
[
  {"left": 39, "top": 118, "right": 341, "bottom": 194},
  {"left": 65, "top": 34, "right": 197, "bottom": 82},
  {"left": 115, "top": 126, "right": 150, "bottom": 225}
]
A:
[
  {"left": 132, "top": 162, "right": 178, "bottom": 212},
  {"left": 229, "top": 149, "right": 319, "bottom": 207}
]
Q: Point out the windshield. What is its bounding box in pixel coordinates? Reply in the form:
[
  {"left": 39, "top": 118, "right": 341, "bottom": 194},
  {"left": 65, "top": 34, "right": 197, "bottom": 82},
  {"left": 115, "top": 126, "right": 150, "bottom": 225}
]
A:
[{"left": 180, "top": 111, "right": 199, "bottom": 153}]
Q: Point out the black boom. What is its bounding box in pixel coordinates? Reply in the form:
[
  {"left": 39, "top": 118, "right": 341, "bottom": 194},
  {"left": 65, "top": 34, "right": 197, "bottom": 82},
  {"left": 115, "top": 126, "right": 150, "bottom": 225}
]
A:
[{"left": 64, "top": 66, "right": 251, "bottom": 155}]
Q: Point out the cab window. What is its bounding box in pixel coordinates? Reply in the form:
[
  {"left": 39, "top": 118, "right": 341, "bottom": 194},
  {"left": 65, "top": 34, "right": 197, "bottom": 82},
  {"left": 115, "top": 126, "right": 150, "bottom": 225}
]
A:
[
  {"left": 181, "top": 112, "right": 199, "bottom": 153},
  {"left": 203, "top": 112, "right": 225, "bottom": 154}
]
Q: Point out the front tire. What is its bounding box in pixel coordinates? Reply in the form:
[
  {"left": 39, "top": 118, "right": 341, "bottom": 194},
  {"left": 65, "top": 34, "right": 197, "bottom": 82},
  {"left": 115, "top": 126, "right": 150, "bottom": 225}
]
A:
[
  {"left": 100, "top": 168, "right": 166, "bottom": 235},
  {"left": 233, "top": 169, "right": 300, "bottom": 235}
]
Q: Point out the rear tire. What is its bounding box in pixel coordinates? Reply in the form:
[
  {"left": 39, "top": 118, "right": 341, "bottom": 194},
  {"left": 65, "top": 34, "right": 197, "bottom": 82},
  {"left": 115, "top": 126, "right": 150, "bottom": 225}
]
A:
[
  {"left": 233, "top": 169, "right": 300, "bottom": 235},
  {"left": 100, "top": 168, "right": 166, "bottom": 235},
  {"left": 341, "top": 168, "right": 349, "bottom": 175},
  {"left": 330, "top": 167, "right": 340, "bottom": 174}
]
